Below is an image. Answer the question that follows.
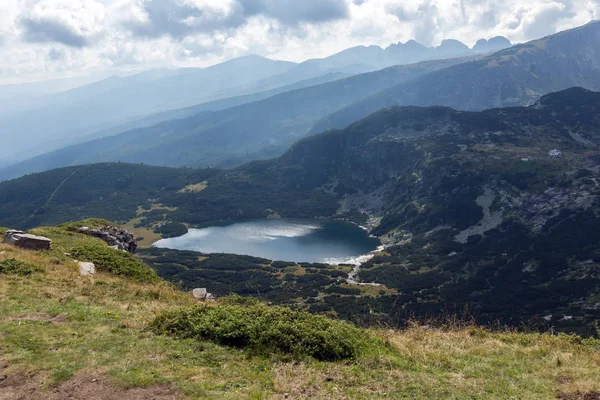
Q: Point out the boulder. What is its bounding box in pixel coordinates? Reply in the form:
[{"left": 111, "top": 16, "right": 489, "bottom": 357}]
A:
[
  {"left": 4, "top": 230, "right": 52, "bottom": 250},
  {"left": 76, "top": 261, "right": 96, "bottom": 276},
  {"left": 77, "top": 226, "right": 137, "bottom": 253},
  {"left": 192, "top": 288, "right": 208, "bottom": 299},
  {"left": 192, "top": 288, "right": 215, "bottom": 300}
]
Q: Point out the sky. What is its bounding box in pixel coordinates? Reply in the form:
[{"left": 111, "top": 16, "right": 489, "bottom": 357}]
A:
[{"left": 0, "top": 0, "right": 598, "bottom": 84}]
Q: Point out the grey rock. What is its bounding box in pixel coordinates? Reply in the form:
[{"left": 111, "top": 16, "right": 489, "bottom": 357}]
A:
[
  {"left": 192, "top": 288, "right": 208, "bottom": 299},
  {"left": 76, "top": 226, "right": 137, "bottom": 253},
  {"left": 192, "top": 288, "right": 215, "bottom": 300},
  {"left": 4, "top": 230, "right": 52, "bottom": 250},
  {"left": 77, "top": 261, "right": 96, "bottom": 276}
]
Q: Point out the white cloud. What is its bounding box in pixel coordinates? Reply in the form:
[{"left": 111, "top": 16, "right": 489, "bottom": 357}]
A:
[
  {"left": 20, "top": 0, "right": 106, "bottom": 47},
  {"left": 0, "top": 0, "right": 596, "bottom": 83}
]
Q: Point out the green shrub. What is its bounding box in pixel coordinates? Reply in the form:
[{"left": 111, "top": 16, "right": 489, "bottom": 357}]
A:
[
  {"left": 70, "top": 244, "right": 159, "bottom": 283},
  {"left": 0, "top": 258, "right": 41, "bottom": 276},
  {"left": 149, "top": 302, "right": 373, "bottom": 361}
]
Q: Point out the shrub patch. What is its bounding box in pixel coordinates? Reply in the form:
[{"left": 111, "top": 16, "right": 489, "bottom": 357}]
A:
[
  {"left": 149, "top": 302, "right": 374, "bottom": 361},
  {"left": 0, "top": 258, "right": 41, "bottom": 276}
]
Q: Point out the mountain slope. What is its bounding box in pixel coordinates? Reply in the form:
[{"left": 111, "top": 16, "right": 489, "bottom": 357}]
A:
[
  {"left": 0, "top": 55, "right": 296, "bottom": 162},
  {"left": 6, "top": 22, "right": 593, "bottom": 176},
  {"left": 313, "top": 21, "right": 600, "bottom": 133},
  {"left": 1, "top": 87, "right": 600, "bottom": 330},
  {"left": 1, "top": 224, "right": 598, "bottom": 399},
  {"left": 0, "top": 56, "right": 476, "bottom": 179},
  {"left": 0, "top": 71, "right": 349, "bottom": 181}
]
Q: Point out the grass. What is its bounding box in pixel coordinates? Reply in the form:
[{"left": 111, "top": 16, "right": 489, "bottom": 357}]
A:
[
  {"left": 0, "top": 224, "right": 599, "bottom": 399},
  {"left": 58, "top": 218, "right": 114, "bottom": 231},
  {"left": 123, "top": 218, "right": 162, "bottom": 248},
  {"left": 27, "top": 225, "right": 159, "bottom": 283}
]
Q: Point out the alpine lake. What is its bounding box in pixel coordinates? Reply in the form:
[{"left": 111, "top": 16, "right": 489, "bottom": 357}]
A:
[{"left": 154, "top": 218, "right": 381, "bottom": 264}]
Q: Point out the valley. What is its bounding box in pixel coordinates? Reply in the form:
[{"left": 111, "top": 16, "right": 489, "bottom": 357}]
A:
[
  {"left": 2, "top": 10, "right": 600, "bottom": 398},
  {"left": 2, "top": 87, "right": 600, "bottom": 334}
]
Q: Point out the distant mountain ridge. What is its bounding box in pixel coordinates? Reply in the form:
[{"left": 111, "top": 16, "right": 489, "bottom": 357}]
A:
[
  {"left": 0, "top": 35, "right": 510, "bottom": 168},
  {"left": 313, "top": 21, "right": 600, "bottom": 133},
  {"left": 2, "top": 22, "right": 596, "bottom": 179},
  {"left": 0, "top": 56, "right": 476, "bottom": 180},
  {"left": 0, "top": 55, "right": 297, "bottom": 162},
  {"left": 283, "top": 35, "right": 511, "bottom": 77}
]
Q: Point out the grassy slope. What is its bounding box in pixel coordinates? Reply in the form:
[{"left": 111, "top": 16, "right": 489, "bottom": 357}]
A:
[{"left": 0, "top": 226, "right": 599, "bottom": 399}]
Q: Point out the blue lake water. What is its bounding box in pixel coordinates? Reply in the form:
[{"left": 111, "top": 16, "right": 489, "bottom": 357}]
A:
[{"left": 153, "top": 219, "right": 381, "bottom": 264}]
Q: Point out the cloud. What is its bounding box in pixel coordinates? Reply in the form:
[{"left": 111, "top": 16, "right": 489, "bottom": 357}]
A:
[
  {"left": 20, "top": 0, "right": 105, "bottom": 47},
  {"left": 122, "top": 0, "right": 245, "bottom": 38},
  {"left": 0, "top": 0, "right": 597, "bottom": 84},
  {"left": 121, "top": 0, "right": 350, "bottom": 39},
  {"left": 241, "top": 0, "right": 350, "bottom": 26},
  {"left": 387, "top": 0, "right": 444, "bottom": 46},
  {"left": 518, "top": 0, "right": 577, "bottom": 39}
]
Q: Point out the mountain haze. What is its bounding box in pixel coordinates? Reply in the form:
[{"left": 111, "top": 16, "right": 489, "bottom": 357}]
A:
[
  {"left": 288, "top": 35, "right": 511, "bottom": 75},
  {"left": 0, "top": 56, "right": 476, "bottom": 180},
  {"left": 0, "top": 35, "right": 509, "bottom": 168},
  {"left": 0, "top": 55, "right": 296, "bottom": 162},
  {"left": 3, "top": 23, "right": 594, "bottom": 179}
]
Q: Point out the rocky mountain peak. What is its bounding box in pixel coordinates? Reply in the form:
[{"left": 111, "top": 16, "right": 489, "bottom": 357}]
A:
[{"left": 473, "top": 36, "right": 512, "bottom": 53}]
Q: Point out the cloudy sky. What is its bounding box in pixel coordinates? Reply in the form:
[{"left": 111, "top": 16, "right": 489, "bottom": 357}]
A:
[{"left": 0, "top": 0, "right": 598, "bottom": 84}]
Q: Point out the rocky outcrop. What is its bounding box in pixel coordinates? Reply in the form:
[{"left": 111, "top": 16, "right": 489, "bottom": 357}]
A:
[
  {"left": 3, "top": 230, "right": 51, "bottom": 250},
  {"left": 76, "top": 261, "right": 96, "bottom": 276},
  {"left": 454, "top": 188, "right": 503, "bottom": 243},
  {"left": 77, "top": 226, "right": 137, "bottom": 253}
]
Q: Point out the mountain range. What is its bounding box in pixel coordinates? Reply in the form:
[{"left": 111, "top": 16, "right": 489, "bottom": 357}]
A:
[
  {"left": 2, "top": 23, "right": 598, "bottom": 181},
  {"left": 0, "top": 56, "right": 476, "bottom": 179},
  {"left": 0, "top": 35, "right": 510, "bottom": 172},
  {"left": 314, "top": 21, "right": 600, "bottom": 133}
]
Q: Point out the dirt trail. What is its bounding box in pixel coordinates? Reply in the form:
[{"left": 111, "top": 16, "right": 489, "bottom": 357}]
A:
[
  {"left": 0, "top": 366, "right": 181, "bottom": 400},
  {"left": 25, "top": 168, "right": 80, "bottom": 224}
]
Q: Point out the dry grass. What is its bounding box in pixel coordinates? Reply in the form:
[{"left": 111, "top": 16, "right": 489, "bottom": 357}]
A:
[
  {"left": 136, "top": 203, "right": 178, "bottom": 215},
  {"left": 351, "top": 283, "right": 396, "bottom": 297},
  {"left": 122, "top": 218, "right": 162, "bottom": 248},
  {"left": 178, "top": 182, "right": 208, "bottom": 194},
  {"left": 376, "top": 327, "right": 600, "bottom": 399}
]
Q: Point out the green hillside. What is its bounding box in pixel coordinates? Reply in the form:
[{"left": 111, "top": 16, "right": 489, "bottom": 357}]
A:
[
  {"left": 2, "top": 88, "right": 600, "bottom": 332},
  {"left": 0, "top": 223, "right": 599, "bottom": 399}
]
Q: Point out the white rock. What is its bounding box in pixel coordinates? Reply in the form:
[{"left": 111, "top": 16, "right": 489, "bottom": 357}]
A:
[
  {"left": 77, "top": 261, "right": 96, "bottom": 276},
  {"left": 192, "top": 288, "right": 208, "bottom": 299}
]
